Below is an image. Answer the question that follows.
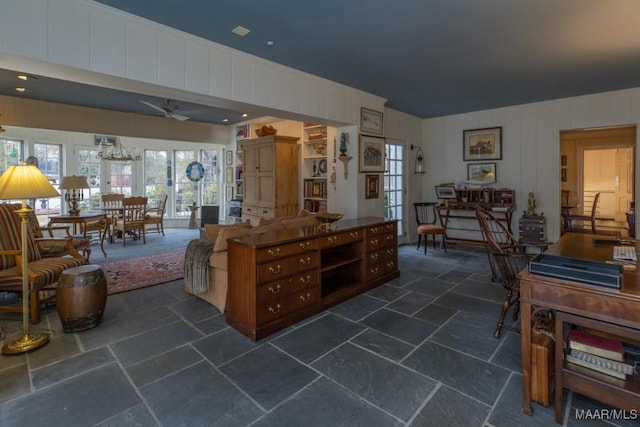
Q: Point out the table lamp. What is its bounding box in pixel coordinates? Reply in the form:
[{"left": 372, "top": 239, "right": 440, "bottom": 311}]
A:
[
  {"left": 60, "top": 175, "right": 89, "bottom": 215},
  {"left": 0, "top": 163, "right": 60, "bottom": 354}
]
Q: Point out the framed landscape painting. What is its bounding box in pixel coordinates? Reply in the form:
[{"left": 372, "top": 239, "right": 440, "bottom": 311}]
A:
[
  {"left": 467, "top": 162, "right": 497, "bottom": 182},
  {"left": 463, "top": 127, "right": 502, "bottom": 161},
  {"left": 359, "top": 135, "right": 385, "bottom": 172}
]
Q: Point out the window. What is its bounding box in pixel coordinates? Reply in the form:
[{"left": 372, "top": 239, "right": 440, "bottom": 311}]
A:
[
  {"left": 33, "top": 143, "right": 62, "bottom": 214},
  {"left": 174, "top": 150, "right": 196, "bottom": 216},
  {"left": 0, "top": 137, "right": 22, "bottom": 174},
  {"left": 145, "top": 150, "right": 168, "bottom": 207},
  {"left": 77, "top": 147, "right": 101, "bottom": 210},
  {"left": 384, "top": 142, "right": 404, "bottom": 237},
  {"left": 108, "top": 162, "right": 133, "bottom": 196},
  {"left": 201, "top": 149, "right": 219, "bottom": 205}
]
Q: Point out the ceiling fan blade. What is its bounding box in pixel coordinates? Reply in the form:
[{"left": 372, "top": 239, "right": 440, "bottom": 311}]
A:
[
  {"left": 140, "top": 100, "right": 168, "bottom": 114},
  {"left": 169, "top": 112, "right": 190, "bottom": 121}
]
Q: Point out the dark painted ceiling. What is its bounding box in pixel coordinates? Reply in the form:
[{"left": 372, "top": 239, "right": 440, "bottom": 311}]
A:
[{"left": 2, "top": 0, "right": 640, "bottom": 125}]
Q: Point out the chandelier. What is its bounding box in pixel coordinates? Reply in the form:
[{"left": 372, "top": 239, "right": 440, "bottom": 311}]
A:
[{"left": 97, "top": 135, "right": 141, "bottom": 161}]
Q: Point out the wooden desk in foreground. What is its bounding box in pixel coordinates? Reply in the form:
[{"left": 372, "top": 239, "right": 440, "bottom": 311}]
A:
[{"left": 519, "top": 233, "right": 640, "bottom": 420}]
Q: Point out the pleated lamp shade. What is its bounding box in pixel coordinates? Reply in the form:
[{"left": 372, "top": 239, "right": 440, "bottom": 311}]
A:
[
  {"left": 59, "top": 175, "right": 90, "bottom": 190},
  {"left": 0, "top": 164, "right": 60, "bottom": 200}
]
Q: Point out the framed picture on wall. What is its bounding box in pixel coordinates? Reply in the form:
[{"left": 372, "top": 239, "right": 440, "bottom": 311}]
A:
[
  {"left": 226, "top": 150, "right": 233, "bottom": 165},
  {"left": 435, "top": 185, "right": 457, "bottom": 199},
  {"left": 360, "top": 108, "right": 383, "bottom": 135},
  {"left": 365, "top": 174, "right": 380, "bottom": 199},
  {"left": 359, "top": 135, "right": 386, "bottom": 172},
  {"left": 467, "top": 162, "right": 497, "bottom": 182},
  {"left": 235, "top": 124, "right": 249, "bottom": 140},
  {"left": 463, "top": 127, "right": 502, "bottom": 161},
  {"left": 226, "top": 167, "right": 233, "bottom": 184},
  {"left": 225, "top": 185, "right": 233, "bottom": 201}
]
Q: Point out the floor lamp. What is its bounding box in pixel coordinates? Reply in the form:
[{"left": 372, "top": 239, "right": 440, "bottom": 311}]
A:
[{"left": 0, "top": 163, "right": 60, "bottom": 354}]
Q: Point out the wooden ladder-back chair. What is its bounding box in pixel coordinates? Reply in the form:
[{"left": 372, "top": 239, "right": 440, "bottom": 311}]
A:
[
  {"left": 476, "top": 208, "right": 547, "bottom": 338},
  {"left": 112, "top": 196, "right": 147, "bottom": 246},
  {"left": 99, "top": 193, "right": 124, "bottom": 243},
  {"left": 566, "top": 192, "right": 600, "bottom": 234},
  {"left": 145, "top": 194, "right": 168, "bottom": 236},
  {"left": 414, "top": 202, "right": 446, "bottom": 253},
  {"left": 0, "top": 203, "right": 88, "bottom": 323}
]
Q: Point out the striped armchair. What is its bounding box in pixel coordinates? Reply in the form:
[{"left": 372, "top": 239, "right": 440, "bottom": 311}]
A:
[{"left": 0, "top": 203, "right": 88, "bottom": 324}]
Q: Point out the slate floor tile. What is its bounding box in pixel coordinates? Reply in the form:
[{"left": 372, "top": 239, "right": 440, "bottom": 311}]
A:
[
  {"left": 429, "top": 310, "right": 503, "bottom": 360},
  {"left": 351, "top": 328, "right": 415, "bottom": 362},
  {"left": 409, "top": 385, "right": 490, "bottom": 426},
  {"left": 360, "top": 308, "right": 438, "bottom": 345}
]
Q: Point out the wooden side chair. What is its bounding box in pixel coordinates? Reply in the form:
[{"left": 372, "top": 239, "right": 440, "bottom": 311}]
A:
[
  {"left": 565, "top": 192, "right": 600, "bottom": 234},
  {"left": 476, "top": 208, "right": 547, "bottom": 338},
  {"left": 112, "top": 196, "right": 147, "bottom": 246},
  {"left": 414, "top": 202, "right": 446, "bottom": 253},
  {"left": 99, "top": 193, "right": 125, "bottom": 243},
  {"left": 25, "top": 208, "right": 93, "bottom": 260},
  {"left": 145, "top": 194, "right": 168, "bottom": 236}
]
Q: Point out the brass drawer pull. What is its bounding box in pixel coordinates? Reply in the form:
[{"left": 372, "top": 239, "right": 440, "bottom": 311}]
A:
[
  {"left": 269, "top": 265, "right": 282, "bottom": 274},
  {"left": 299, "top": 256, "right": 312, "bottom": 266},
  {"left": 370, "top": 267, "right": 379, "bottom": 275},
  {"left": 386, "top": 235, "right": 394, "bottom": 240},
  {"left": 299, "top": 275, "right": 311, "bottom": 285},
  {"left": 386, "top": 249, "right": 394, "bottom": 255},
  {"left": 268, "top": 284, "right": 281, "bottom": 294},
  {"left": 387, "top": 261, "right": 395, "bottom": 268},
  {"left": 299, "top": 241, "right": 310, "bottom": 249},
  {"left": 370, "top": 227, "right": 379, "bottom": 233},
  {"left": 370, "top": 239, "right": 379, "bottom": 246},
  {"left": 370, "top": 253, "right": 379, "bottom": 261},
  {"left": 299, "top": 293, "right": 311, "bottom": 303},
  {"left": 328, "top": 236, "right": 338, "bottom": 244},
  {"left": 350, "top": 232, "right": 359, "bottom": 238},
  {"left": 268, "top": 304, "right": 282, "bottom": 314},
  {"left": 267, "top": 248, "right": 280, "bottom": 257}
]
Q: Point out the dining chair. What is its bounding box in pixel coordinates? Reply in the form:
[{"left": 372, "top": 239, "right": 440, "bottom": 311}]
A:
[
  {"left": 145, "top": 194, "right": 168, "bottom": 236},
  {"left": 476, "top": 208, "right": 547, "bottom": 338},
  {"left": 414, "top": 202, "right": 446, "bottom": 253},
  {"left": 565, "top": 192, "right": 600, "bottom": 234},
  {"left": 100, "top": 193, "right": 125, "bottom": 243},
  {"left": 112, "top": 196, "right": 148, "bottom": 246}
]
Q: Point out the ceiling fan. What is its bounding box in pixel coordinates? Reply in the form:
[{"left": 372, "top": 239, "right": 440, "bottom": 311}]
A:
[{"left": 139, "top": 99, "right": 190, "bottom": 121}]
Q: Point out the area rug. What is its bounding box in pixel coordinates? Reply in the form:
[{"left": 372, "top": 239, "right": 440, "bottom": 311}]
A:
[{"left": 101, "top": 251, "right": 185, "bottom": 294}]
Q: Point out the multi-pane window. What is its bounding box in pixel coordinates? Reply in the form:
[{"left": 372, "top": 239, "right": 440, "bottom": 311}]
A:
[
  {"left": 174, "top": 150, "right": 196, "bottom": 216},
  {"left": 77, "top": 148, "right": 101, "bottom": 210},
  {"left": 201, "top": 149, "right": 219, "bottom": 205},
  {"left": 384, "top": 143, "right": 404, "bottom": 237},
  {"left": 0, "top": 137, "right": 22, "bottom": 174},
  {"left": 33, "top": 143, "right": 62, "bottom": 214},
  {"left": 108, "top": 162, "right": 133, "bottom": 196},
  {"left": 144, "top": 150, "right": 168, "bottom": 207}
]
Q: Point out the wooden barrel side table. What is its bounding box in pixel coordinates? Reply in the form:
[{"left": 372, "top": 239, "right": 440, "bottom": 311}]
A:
[{"left": 57, "top": 264, "right": 107, "bottom": 332}]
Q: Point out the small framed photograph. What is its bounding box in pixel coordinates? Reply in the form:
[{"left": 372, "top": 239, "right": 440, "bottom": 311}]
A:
[
  {"left": 359, "top": 135, "right": 386, "bottom": 172},
  {"left": 226, "top": 150, "right": 233, "bottom": 165},
  {"left": 365, "top": 174, "right": 380, "bottom": 199},
  {"left": 467, "top": 162, "right": 497, "bottom": 182},
  {"left": 463, "top": 127, "right": 502, "bottom": 161},
  {"left": 561, "top": 168, "right": 567, "bottom": 182},
  {"left": 360, "top": 107, "right": 384, "bottom": 135},
  {"left": 225, "top": 185, "right": 234, "bottom": 201},
  {"left": 235, "top": 124, "right": 249, "bottom": 140},
  {"left": 435, "top": 185, "right": 457, "bottom": 199},
  {"left": 226, "top": 166, "right": 233, "bottom": 184},
  {"left": 311, "top": 182, "right": 323, "bottom": 198},
  {"left": 561, "top": 155, "right": 567, "bottom": 166}
]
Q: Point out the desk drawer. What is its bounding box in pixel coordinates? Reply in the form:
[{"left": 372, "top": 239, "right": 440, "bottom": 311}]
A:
[
  {"left": 318, "top": 229, "right": 362, "bottom": 248},
  {"left": 366, "top": 232, "right": 396, "bottom": 251},
  {"left": 256, "top": 271, "right": 318, "bottom": 303},
  {"left": 256, "top": 253, "right": 320, "bottom": 283},
  {"left": 366, "top": 258, "right": 397, "bottom": 281},
  {"left": 257, "top": 287, "right": 320, "bottom": 324},
  {"left": 366, "top": 222, "right": 396, "bottom": 237},
  {"left": 367, "top": 246, "right": 397, "bottom": 265},
  {"left": 256, "top": 239, "right": 316, "bottom": 262}
]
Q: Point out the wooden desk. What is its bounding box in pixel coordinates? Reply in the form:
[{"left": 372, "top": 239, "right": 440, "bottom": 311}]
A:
[
  {"left": 48, "top": 212, "right": 108, "bottom": 257},
  {"left": 519, "top": 233, "right": 640, "bottom": 420}
]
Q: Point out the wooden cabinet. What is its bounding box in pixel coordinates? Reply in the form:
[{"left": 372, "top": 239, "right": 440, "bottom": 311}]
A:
[
  {"left": 519, "top": 214, "right": 546, "bottom": 244},
  {"left": 227, "top": 218, "right": 399, "bottom": 340},
  {"left": 241, "top": 135, "right": 299, "bottom": 225}
]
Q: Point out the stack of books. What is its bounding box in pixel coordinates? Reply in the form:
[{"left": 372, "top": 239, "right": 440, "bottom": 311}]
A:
[{"left": 566, "top": 330, "right": 636, "bottom": 384}]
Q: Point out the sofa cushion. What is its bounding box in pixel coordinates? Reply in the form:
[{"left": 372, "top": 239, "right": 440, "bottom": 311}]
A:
[
  {"left": 251, "top": 222, "right": 286, "bottom": 234},
  {"left": 209, "top": 251, "right": 227, "bottom": 270},
  {"left": 281, "top": 216, "right": 320, "bottom": 229},
  {"left": 259, "top": 216, "right": 292, "bottom": 226},
  {"left": 213, "top": 227, "right": 252, "bottom": 252},
  {"left": 204, "top": 221, "right": 251, "bottom": 243}
]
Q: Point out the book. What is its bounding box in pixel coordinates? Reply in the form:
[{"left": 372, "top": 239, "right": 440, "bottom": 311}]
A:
[
  {"left": 566, "top": 362, "right": 626, "bottom": 388},
  {"left": 567, "top": 330, "right": 625, "bottom": 361},
  {"left": 565, "top": 354, "right": 627, "bottom": 380},
  {"left": 569, "top": 349, "right": 634, "bottom": 375}
]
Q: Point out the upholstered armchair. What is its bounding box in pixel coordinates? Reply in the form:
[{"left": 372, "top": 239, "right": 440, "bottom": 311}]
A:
[
  {"left": 0, "top": 203, "right": 88, "bottom": 323},
  {"left": 25, "top": 207, "right": 93, "bottom": 260}
]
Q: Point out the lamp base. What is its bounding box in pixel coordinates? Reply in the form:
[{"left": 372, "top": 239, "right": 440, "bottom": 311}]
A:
[{"left": 2, "top": 332, "right": 49, "bottom": 355}]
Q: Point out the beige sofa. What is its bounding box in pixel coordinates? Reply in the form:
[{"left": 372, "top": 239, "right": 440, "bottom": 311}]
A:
[{"left": 185, "top": 213, "right": 319, "bottom": 312}]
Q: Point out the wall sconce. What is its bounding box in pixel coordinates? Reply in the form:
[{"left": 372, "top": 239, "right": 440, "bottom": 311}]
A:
[
  {"left": 411, "top": 145, "right": 425, "bottom": 174},
  {"left": 59, "top": 175, "right": 90, "bottom": 215}
]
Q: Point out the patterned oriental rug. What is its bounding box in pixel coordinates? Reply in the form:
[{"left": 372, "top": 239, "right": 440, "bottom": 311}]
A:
[{"left": 100, "top": 251, "right": 185, "bottom": 294}]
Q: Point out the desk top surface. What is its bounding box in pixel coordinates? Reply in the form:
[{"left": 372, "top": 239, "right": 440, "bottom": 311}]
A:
[{"left": 525, "top": 232, "right": 640, "bottom": 297}]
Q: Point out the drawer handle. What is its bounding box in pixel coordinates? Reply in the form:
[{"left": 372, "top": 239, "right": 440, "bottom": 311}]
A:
[
  {"left": 370, "top": 227, "right": 378, "bottom": 233},
  {"left": 386, "top": 249, "right": 394, "bottom": 255},
  {"left": 268, "top": 284, "right": 281, "bottom": 294},
  {"left": 299, "top": 275, "right": 311, "bottom": 285},
  {"left": 387, "top": 261, "right": 395, "bottom": 268},
  {"left": 299, "top": 293, "right": 311, "bottom": 303},
  {"left": 386, "top": 235, "right": 393, "bottom": 240},
  {"left": 370, "top": 253, "right": 379, "bottom": 261},
  {"left": 328, "top": 236, "right": 338, "bottom": 244},
  {"left": 262, "top": 210, "right": 269, "bottom": 214},
  {"left": 299, "top": 241, "right": 310, "bottom": 249},
  {"left": 268, "top": 304, "right": 282, "bottom": 314},
  {"left": 370, "top": 267, "right": 379, "bottom": 275},
  {"left": 269, "top": 265, "right": 282, "bottom": 274},
  {"left": 350, "top": 232, "right": 359, "bottom": 238},
  {"left": 299, "top": 256, "right": 312, "bottom": 266},
  {"left": 370, "top": 239, "right": 379, "bottom": 246},
  {"left": 386, "top": 224, "right": 393, "bottom": 230},
  {"left": 267, "top": 248, "right": 280, "bottom": 257}
]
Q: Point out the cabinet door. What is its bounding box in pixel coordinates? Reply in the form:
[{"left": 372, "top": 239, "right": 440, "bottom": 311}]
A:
[
  {"left": 243, "top": 143, "right": 258, "bottom": 173},
  {"left": 243, "top": 174, "right": 258, "bottom": 205},
  {"left": 256, "top": 142, "right": 274, "bottom": 174}
]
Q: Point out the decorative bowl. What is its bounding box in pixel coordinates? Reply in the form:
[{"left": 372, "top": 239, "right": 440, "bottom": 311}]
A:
[
  {"left": 315, "top": 212, "right": 343, "bottom": 229},
  {"left": 255, "top": 125, "right": 277, "bottom": 137}
]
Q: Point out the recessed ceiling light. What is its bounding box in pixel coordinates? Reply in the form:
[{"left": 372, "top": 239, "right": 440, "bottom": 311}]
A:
[
  {"left": 267, "top": 41, "right": 275, "bottom": 47},
  {"left": 15, "top": 87, "right": 27, "bottom": 93},
  {"left": 241, "top": 113, "right": 248, "bottom": 118},
  {"left": 232, "top": 26, "right": 250, "bottom": 37},
  {"left": 222, "top": 118, "right": 229, "bottom": 123},
  {"left": 17, "top": 74, "right": 37, "bottom": 81}
]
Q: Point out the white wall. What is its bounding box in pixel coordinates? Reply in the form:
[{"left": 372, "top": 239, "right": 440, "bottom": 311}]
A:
[{"left": 423, "top": 87, "right": 640, "bottom": 242}]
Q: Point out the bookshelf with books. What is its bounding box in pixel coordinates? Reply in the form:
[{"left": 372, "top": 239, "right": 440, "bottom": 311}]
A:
[{"left": 302, "top": 124, "right": 333, "bottom": 213}]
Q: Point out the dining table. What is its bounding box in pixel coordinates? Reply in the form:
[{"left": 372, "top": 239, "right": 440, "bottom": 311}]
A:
[{"left": 47, "top": 212, "right": 109, "bottom": 257}]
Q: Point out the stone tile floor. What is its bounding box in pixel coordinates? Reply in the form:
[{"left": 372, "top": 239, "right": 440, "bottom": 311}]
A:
[{"left": 0, "top": 228, "right": 634, "bottom": 426}]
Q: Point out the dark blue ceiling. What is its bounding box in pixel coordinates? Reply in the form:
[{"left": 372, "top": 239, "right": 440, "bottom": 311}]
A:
[{"left": 92, "top": 0, "right": 640, "bottom": 119}]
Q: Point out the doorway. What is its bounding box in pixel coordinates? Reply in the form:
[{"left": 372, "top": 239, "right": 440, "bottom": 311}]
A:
[{"left": 560, "top": 126, "right": 636, "bottom": 233}]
